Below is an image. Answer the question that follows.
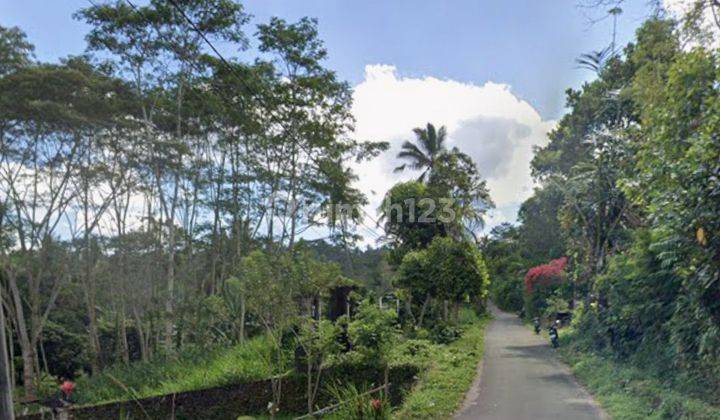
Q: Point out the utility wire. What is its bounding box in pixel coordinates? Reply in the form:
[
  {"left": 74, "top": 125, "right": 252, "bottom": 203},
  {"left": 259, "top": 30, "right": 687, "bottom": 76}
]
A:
[
  {"left": 115, "top": 0, "right": 386, "bottom": 243},
  {"left": 161, "top": 0, "right": 389, "bottom": 242},
  {"left": 91, "top": 0, "right": 488, "bottom": 303}
]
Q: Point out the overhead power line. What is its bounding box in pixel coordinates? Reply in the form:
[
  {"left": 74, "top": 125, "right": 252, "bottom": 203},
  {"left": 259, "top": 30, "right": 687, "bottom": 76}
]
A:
[
  {"left": 115, "top": 0, "right": 388, "bottom": 242},
  {"left": 161, "top": 0, "right": 390, "bottom": 241}
]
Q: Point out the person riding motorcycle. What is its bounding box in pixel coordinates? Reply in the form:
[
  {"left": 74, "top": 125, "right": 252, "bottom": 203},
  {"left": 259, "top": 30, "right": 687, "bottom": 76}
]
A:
[
  {"left": 548, "top": 320, "right": 560, "bottom": 348},
  {"left": 532, "top": 317, "right": 541, "bottom": 334}
]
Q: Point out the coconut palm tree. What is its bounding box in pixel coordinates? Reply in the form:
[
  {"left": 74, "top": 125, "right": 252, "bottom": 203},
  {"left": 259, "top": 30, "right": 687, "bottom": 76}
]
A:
[
  {"left": 394, "top": 123, "right": 447, "bottom": 182},
  {"left": 575, "top": 46, "right": 612, "bottom": 74}
]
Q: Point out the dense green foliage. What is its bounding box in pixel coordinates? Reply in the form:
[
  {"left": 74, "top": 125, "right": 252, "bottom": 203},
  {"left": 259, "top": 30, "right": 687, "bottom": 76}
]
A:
[
  {"left": 391, "top": 308, "right": 488, "bottom": 419},
  {"left": 399, "top": 237, "right": 489, "bottom": 322},
  {"left": 559, "top": 325, "right": 720, "bottom": 420},
  {"left": 75, "top": 335, "right": 277, "bottom": 404},
  {"left": 380, "top": 122, "right": 493, "bottom": 342},
  {"left": 355, "top": 120, "right": 493, "bottom": 417},
  {"left": 0, "top": 1, "right": 394, "bottom": 408},
  {"left": 487, "top": 10, "right": 720, "bottom": 415},
  {"left": 380, "top": 181, "right": 447, "bottom": 266},
  {"left": 0, "top": 6, "right": 494, "bottom": 417}
]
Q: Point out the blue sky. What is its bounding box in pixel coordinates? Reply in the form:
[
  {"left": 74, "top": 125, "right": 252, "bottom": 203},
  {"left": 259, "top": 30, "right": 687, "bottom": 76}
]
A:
[
  {"left": 2, "top": 0, "right": 652, "bottom": 120},
  {"left": 0, "top": 0, "right": 656, "bottom": 240}
]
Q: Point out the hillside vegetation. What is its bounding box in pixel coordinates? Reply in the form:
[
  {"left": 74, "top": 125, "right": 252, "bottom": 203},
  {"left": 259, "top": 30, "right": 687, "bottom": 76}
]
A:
[{"left": 485, "top": 11, "right": 720, "bottom": 419}]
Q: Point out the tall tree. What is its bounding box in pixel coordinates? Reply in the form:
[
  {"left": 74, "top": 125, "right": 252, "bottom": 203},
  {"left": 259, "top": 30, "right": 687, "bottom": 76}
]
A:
[
  {"left": 0, "top": 25, "right": 33, "bottom": 76},
  {"left": 0, "top": 60, "right": 109, "bottom": 397},
  {"left": 257, "top": 17, "right": 386, "bottom": 249},
  {"left": 79, "top": 0, "right": 249, "bottom": 356},
  {"left": 394, "top": 123, "right": 447, "bottom": 181}
]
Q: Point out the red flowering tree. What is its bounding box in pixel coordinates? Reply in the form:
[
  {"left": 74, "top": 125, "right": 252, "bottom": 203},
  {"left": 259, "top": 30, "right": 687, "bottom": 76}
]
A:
[
  {"left": 524, "top": 257, "right": 568, "bottom": 294},
  {"left": 523, "top": 257, "right": 568, "bottom": 318}
]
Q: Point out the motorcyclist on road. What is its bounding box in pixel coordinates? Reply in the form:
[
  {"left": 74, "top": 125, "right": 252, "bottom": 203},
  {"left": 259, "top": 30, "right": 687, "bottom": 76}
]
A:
[
  {"left": 548, "top": 320, "right": 560, "bottom": 348},
  {"left": 532, "top": 317, "right": 541, "bottom": 334}
]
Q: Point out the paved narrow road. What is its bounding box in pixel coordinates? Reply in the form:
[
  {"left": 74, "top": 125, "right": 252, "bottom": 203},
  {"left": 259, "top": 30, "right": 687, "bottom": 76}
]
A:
[{"left": 455, "top": 306, "right": 606, "bottom": 420}]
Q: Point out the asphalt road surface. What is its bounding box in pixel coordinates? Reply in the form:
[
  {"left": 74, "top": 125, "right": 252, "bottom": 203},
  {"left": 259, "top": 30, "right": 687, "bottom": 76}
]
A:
[{"left": 455, "top": 306, "right": 606, "bottom": 420}]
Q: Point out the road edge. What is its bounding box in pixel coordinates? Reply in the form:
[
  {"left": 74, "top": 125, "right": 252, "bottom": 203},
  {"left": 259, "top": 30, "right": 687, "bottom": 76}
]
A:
[{"left": 454, "top": 322, "right": 488, "bottom": 415}]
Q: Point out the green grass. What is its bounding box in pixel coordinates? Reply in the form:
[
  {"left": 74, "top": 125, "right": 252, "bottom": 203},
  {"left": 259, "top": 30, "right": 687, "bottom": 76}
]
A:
[
  {"left": 391, "top": 309, "right": 489, "bottom": 419},
  {"left": 74, "top": 335, "right": 279, "bottom": 405},
  {"left": 58, "top": 310, "right": 489, "bottom": 419},
  {"left": 558, "top": 328, "right": 720, "bottom": 420}
]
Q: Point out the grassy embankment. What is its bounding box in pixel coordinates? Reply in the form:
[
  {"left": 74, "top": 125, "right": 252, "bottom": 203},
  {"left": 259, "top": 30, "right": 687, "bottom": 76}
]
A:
[
  {"left": 73, "top": 335, "right": 277, "bottom": 405},
  {"left": 557, "top": 327, "right": 720, "bottom": 420},
  {"left": 48, "top": 308, "right": 489, "bottom": 419},
  {"left": 391, "top": 308, "right": 489, "bottom": 419}
]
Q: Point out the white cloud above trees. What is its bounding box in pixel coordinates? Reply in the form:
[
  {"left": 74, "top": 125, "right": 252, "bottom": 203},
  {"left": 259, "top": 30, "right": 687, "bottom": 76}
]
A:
[{"left": 350, "top": 64, "right": 555, "bottom": 239}]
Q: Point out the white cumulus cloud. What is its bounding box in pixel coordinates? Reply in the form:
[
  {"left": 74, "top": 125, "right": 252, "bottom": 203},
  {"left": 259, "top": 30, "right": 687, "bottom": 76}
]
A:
[{"left": 350, "top": 64, "right": 554, "bottom": 240}]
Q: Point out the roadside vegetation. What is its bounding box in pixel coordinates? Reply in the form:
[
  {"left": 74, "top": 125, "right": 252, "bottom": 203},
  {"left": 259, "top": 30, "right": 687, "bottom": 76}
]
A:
[
  {"left": 559, "top": 327, "right": 720, "bottom": 420},
  {"left": 0, "top": 2, "right": 494, "bottom": 417},
  {"left": 392, "top": 309, "right": 489, "bottom": 419},
  {"left": 54, "top": 304, "right": 489, "bottom": 419},
  {"left": 484, "top": 3, "right": 720, "bottom": 419},
  {"left": 74, "top": 336, "right": 276, "bottom": 404}
]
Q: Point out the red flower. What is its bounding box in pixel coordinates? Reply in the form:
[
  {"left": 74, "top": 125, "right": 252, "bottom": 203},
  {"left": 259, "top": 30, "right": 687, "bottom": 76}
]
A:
[
  {"left": 371, "top": 398, "right": 382, "bottom": 412},
  {"left": 524, "top": 257, "right": 568, "bottom": 293},
  {"left": 60, "top": 381, "right": 75, "bottom": 397}
]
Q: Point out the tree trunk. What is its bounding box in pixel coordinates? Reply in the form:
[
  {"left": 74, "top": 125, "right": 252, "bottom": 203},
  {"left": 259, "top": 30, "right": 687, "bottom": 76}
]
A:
[
  {"left": 306, "top": 359, "right": 313, "bottom": 414},
  {"left": 403, "top": 298, "right": 417, "bottom": 326},
  {"left": 119, "top": 309, "right": 129, "bottom": 365},
  {"left": 19, "top": 344, "right": 36, "bottom": 400},
  {"left": 239, "top": 294, "right": 246, "bottom": 343},
  {"left": 84, "top": 283, "right": 101, "bottom": 374},
  {"left": 267, "top": 191, "right": 276, "bottom": 249},
  {"left": 165, "top": 216, "right": 176, "bottom": 355},
  {"left": 383, "top": 364, "right": 389, "bottom": 398},
  {"left": 82, "top": 144, "right": 101, "bottom": 374},
  {"left": 7, "top": 271, "right": 36, "bottom": 399},
  {"left": 417, "top": 295, "right": 431, "bottom": 328},
  {"left": 134, "top": 309, "right": 149, "bottom": 363},
  {"left": 0, "top": 288, "right": 14, "bottom": 419},
  {"left": 161, "top": 73, "right": 183, "bottom": 356},
  {"left": 6, "top": 322, "right": 15, "bottom": 400},
  {"left": 452, "top": 301, "right": 460, "bottom": 325}
]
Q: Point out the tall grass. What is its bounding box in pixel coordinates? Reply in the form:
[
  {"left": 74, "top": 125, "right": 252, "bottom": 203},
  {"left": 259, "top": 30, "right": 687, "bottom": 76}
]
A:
[
  {"left": 391, "top": 308, "right": 489, "bottom": 419},
  {"left": 559, "top": 327, "right": 720, "bottom": 420},
  {"left": 70, "top": 308, "right": 490, "bottom": 419},
  {"left": 75, "top": 335, "right": 279, "bottom": 404}
]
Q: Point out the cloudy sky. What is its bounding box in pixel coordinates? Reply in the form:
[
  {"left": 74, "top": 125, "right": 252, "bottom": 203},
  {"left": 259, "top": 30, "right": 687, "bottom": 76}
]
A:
[
  {"left": 351, "top": 64, "right": 555, "bottom": 231},
  {"left": 2, "top": 0, "right": 666, "bottom": 243}
]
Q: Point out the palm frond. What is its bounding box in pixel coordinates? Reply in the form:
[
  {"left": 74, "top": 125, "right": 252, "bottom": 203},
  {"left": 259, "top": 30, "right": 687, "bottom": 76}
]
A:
[
  {"left": 436, "top": 125, "right": 447, "bottom": 150},
  {"left": 424, "top": 123, "right": 438, "bottom": 154},
  {"left": 396, "top": 123, "right": 449, "bottom": 182},
  {"left": 399, "top": 140, "right": 426, "bottom": 155},
  {"left": 575, "top": 46, "right": 613, "bottom": 73},
  {"left": 397, "top": 141, "right": 430, "bottom": 166},
  {"left": 412, "top": 127, "right": 430, "bottom": 153},
  {"left": 397, "top": 150, "right": 430, "bottom": 166}
]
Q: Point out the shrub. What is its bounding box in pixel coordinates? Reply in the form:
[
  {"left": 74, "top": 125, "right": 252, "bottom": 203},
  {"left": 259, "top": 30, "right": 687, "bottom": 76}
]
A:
[
  {"left": 523, "top": 257, "right": 569, "bottom": 318},
  {"left": 524, "top": 257, "right": 567, "bottom": 293},
  {"left": 429, "top": 322, "right": 463, "bottom": 344},
  {"left": 397, "top": 236, "right": 491, "bottom": 328},
  {"left": 348, "top": 300, "right": 398, "bottom": 363}
]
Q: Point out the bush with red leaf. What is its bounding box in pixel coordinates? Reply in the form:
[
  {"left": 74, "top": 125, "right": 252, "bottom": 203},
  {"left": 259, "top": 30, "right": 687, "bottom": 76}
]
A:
[{"left": 524, "top": 257, "right": 568, "bottom": 293}]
